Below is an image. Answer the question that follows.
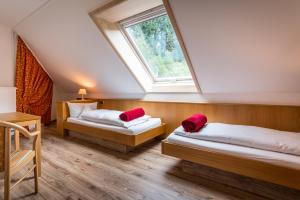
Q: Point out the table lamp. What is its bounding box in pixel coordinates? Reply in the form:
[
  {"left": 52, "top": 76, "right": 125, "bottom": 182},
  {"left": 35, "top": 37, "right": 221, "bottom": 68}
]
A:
[{"left": 78, "top": 89, "right": 87, "bottom": 100}]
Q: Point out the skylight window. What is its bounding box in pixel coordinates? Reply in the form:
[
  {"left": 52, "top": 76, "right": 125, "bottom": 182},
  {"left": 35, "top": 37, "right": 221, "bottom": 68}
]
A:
[
  {"left": 120, "top": 6, "right": 193, "bottom": 83},
  {"left": 91, "top": 1, "right": 198, "bottom": 93}
]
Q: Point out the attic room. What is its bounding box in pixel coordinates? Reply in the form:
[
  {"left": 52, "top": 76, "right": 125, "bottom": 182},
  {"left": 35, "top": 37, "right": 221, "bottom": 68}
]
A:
[{"left": 0, "top": 0, "right": 300, "bottom": 199}]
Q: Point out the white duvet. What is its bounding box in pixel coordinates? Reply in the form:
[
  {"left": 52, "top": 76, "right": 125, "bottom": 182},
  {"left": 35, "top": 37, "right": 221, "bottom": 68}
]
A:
[
  {"left": 81, "top": 109, "right": 151, "bottom": 128},
  {"left": 174, "top": 123, "right": 300, "bottom": 156}
]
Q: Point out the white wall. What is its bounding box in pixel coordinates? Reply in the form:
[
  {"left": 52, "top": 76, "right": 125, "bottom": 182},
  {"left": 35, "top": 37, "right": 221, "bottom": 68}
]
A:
[
  {"left": 169, "top": 0, "right": 300, "bottom": 94},
  {"left": 0, "top": 24, "right": 15, "bottom": 87},
  {"left": 14, "top": 0, "right": 300, "bottom": 106},
  {"left": 15, "top": 0, "right": 144, "bottom": 95},
  {"left": 0, "top": 24, "right": 16, "bottom": 112},
  {"left": 0, "top": 87, "right": 16, "bottom": 112}
]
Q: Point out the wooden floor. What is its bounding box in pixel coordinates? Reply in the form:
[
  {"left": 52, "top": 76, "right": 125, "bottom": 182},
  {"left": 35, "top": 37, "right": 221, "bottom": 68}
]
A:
[{"left": 0, "top": 124, "right": 295, "bottom": 200}]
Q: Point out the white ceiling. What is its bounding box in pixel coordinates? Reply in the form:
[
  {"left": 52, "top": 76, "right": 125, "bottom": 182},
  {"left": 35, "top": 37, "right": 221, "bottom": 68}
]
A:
[
  {"left": 11, "top": 0, "right": 300, "bottom": 104},
  {"left": 14, "top": 0, "right": 144, "bottom": 95},
  {"left": 170, "top": 0, "right": 300, "bottom": 93},
  {"left": 0, "top": 0, "right": 49, "bottom": 28}
]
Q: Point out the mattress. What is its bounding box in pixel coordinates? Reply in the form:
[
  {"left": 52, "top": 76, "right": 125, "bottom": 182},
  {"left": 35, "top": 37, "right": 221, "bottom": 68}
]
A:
[
  {"left": 167, "top": 133, "right": 300, "bottom": 170},
  {"left": 67, "top": 117, "right": 161, "bottom": 135},
  {"left": 174, "top": 123, "right": 300, "bottom": 156},
  {"left": 81, "top": 109, "right": 151, "bottom": 128}
]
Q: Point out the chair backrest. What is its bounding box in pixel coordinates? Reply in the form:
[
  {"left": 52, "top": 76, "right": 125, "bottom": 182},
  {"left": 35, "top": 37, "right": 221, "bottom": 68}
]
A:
[
  {"left": 0, "top": 121, "right": 32, "bottom": 137},
  {"left": 0, "top": 121, "right": 38, "bottom": 171}
]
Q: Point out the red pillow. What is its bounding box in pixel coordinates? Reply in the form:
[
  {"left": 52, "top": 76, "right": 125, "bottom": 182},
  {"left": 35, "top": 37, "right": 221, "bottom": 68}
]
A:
[
  {"left": 119, "top": 107, "right": 145, "bottom": 122},
  {"left": 182, "top": 113, "right": 207, "bottom": 132}
]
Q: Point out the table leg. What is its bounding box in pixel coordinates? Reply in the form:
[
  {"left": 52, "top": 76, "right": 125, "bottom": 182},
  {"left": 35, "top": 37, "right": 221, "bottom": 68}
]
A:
[
  {"left": 36, "top": 119, "right": 42, "bottom": 177},
  {"left": 14, "top": 130, "right": 20, "bottom": 152}
]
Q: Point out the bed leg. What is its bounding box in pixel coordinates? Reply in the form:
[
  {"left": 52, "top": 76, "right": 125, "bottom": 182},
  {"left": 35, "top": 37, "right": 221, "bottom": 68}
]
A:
[{"left": 57, "top": 126, "right": 69, "bottom": 137}]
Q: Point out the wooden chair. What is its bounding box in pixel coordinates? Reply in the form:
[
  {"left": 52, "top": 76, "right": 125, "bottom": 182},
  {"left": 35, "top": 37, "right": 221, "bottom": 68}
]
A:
[{"left": 0, "top": 121, "right": 39, "bottom": 200}]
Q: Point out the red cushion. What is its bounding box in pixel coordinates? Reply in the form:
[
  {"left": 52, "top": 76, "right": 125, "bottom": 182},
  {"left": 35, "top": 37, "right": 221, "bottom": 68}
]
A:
[
  {"left": 182, "top": 114, "right": 207, "bottom": 132},
  {"left": 119, "top": 107, "right": 145, "bottom": 122}
]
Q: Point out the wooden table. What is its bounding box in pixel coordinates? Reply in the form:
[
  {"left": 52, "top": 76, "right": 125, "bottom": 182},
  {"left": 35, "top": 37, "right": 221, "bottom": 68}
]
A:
[{"left": 0, "top": 112, "right": 41, "bottom": 176}]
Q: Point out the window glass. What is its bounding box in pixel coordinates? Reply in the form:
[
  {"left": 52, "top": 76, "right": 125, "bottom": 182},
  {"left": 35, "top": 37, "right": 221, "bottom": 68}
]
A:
[{"left": 124, "top": 14, "right": 192, "bottom": 82}]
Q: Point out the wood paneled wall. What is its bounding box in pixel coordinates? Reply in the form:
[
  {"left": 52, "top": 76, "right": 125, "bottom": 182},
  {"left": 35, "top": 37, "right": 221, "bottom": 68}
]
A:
[{"left": 99, "top": 99, "right": 300, "bottom": 134}]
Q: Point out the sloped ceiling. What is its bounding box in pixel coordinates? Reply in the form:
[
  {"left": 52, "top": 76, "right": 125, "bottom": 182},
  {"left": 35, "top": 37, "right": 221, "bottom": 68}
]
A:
[
  {"left": 0, "top": 0, "right": 49, "bottom": 28},
  {"left": 14, "top": 0, "right": 144, "bottom": 95},
  {"left": 170, "top": 0, "right": 300, "bottom": 93},
  {"left": 13, "top": 0, "right": 300, "bottom": 104}
]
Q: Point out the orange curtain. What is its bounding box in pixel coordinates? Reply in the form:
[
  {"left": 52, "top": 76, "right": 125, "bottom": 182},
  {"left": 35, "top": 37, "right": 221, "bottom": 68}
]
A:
[{"left": 16, "top": 36, "right": 53, "bottom": 125}]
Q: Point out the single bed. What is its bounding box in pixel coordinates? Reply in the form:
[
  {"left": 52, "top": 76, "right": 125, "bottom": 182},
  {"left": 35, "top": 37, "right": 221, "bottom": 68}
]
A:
[
  {"left": 162, "top": 123, "right": 300, "bottom": 190},
  {"left": 67, "top": 117, "right": 162, "bottom": 135},
  {"left": 57, "top": 100, "right": 166, "bottom": 151}
]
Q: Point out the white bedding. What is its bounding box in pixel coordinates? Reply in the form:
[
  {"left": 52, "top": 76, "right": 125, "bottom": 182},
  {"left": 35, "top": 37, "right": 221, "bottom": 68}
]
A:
[
  {"left": 67, "top": 102, "right": 97, "bottom": 118},
  {"left": 174, "top": 123, "right": 300, "bottom": 156},
  {"left": 67, "top": 117, "right": 161, "bottom": 135},
  {"left": 81, "top": 109, "right": 150, "bottom": 128},
  {"left": 167, "top": 133, "right": 300, "bottom": 170}
]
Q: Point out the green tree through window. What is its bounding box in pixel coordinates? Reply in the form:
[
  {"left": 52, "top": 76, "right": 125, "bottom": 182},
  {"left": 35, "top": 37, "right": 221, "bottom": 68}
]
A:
[{"left": 125, "top": 14, "right": 192, "bottom": 81}]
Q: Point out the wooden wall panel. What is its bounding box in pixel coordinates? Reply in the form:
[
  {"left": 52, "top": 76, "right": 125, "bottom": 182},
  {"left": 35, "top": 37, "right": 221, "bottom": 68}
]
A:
[
  {"left": 0, "top": 127, "right": 4, "bottom": 171},
  {"left": 99, "top": 99, "right": 300, "bottom": 134}
]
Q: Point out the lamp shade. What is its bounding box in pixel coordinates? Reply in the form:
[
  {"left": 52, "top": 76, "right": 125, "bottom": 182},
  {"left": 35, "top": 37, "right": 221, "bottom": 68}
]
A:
[{"left": 78, "top": 89, "right": 87, "bottom": 95}]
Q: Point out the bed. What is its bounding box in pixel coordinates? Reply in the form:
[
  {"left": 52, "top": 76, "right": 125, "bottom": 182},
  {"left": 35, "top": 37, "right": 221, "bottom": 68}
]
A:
[
  {"left": 56, "top": 100, "right": 166, "bottom": 151},
  {"left": 162, "top": 123, "right": 300, "bottom": 190}
]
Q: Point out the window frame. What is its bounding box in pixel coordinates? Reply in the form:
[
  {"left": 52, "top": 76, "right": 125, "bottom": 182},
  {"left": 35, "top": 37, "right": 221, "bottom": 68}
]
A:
[{"left": 119, "top": 5, "right": 193, "bottom": 83}]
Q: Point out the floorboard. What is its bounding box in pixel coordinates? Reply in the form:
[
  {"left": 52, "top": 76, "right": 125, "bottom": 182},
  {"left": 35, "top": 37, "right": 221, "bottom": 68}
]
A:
[{"left": 0, "top": 124, "right": 284, "bottom": 200}]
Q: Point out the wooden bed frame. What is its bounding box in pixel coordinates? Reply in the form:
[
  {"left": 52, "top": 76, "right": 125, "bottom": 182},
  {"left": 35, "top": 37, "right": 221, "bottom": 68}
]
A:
[
  {"left": 56, "top": 100, "right": 166, "bottom": 149},
  {"left": 162, "top": 140, "right": 300, "bottom": 190}
]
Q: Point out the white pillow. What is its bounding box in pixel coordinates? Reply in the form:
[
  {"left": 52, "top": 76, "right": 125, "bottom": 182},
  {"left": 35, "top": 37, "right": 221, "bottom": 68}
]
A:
[
  {"left": 80, "top": 104, "right": 97, "bottom": 118},
  {"left": 67, "top": 102, "right": 97, "bottom": 118}
]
